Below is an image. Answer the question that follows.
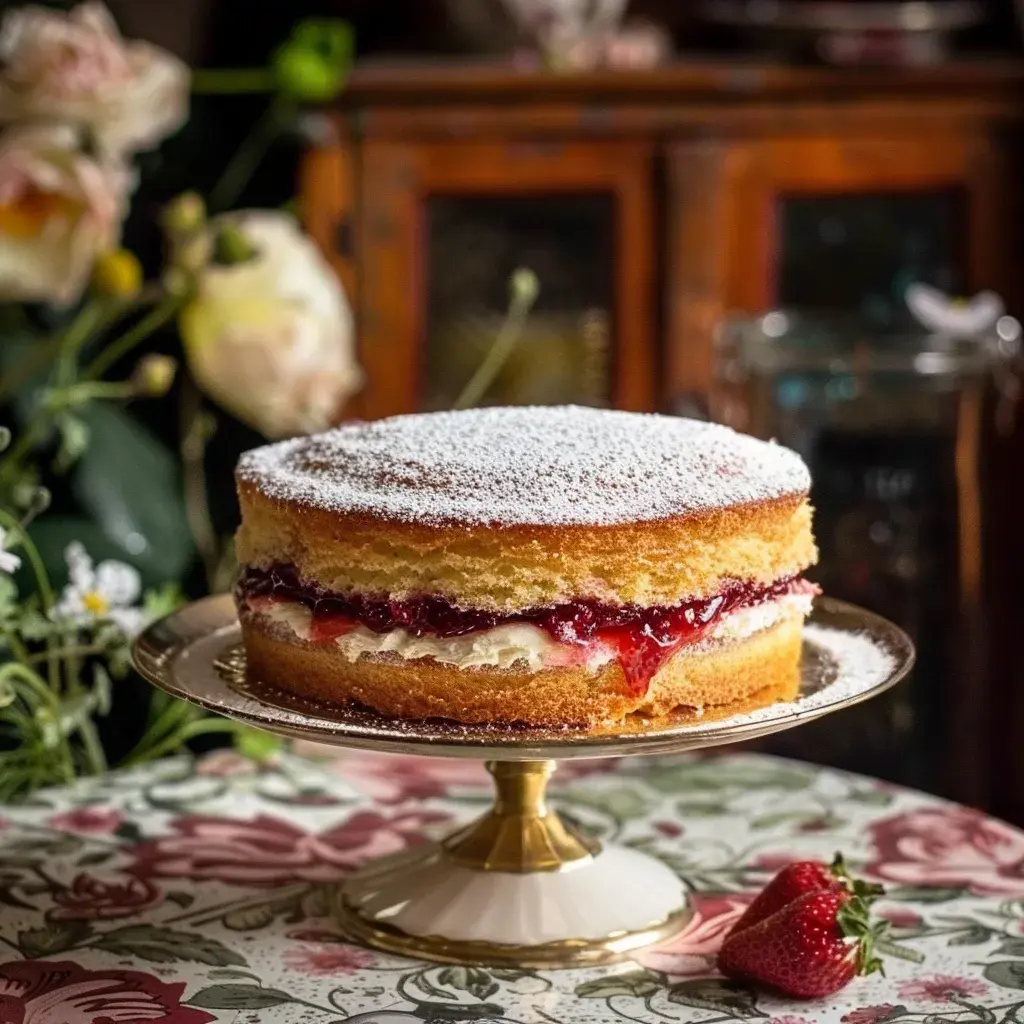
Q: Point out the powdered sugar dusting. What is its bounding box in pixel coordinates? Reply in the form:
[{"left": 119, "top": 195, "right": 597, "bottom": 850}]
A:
[
  {"left": 682, "top": 623, "right": 897, "bottom": 735},
  {"left": 236, "top": 406, "right": 810, "bottom": 526}
]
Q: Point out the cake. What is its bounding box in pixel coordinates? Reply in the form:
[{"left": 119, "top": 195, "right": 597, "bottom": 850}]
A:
[{"left": 233, "top": 406, "right": 818, "bottom": 727}]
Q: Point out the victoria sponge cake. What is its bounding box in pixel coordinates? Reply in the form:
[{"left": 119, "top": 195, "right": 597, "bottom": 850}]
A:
[{"left": 233, "top": 406, "right": 818, "bottom": 727}]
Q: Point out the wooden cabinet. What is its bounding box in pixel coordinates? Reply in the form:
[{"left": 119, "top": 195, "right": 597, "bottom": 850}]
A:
[
  {"left": 302, "top": 60, "right": 1024, "bottom": 420},
  {"left": 670, "top": 131, "right": 1013, "bottom": 403}
]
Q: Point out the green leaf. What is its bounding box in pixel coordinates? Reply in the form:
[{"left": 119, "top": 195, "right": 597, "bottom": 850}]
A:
[
  {"left": 667, "top": 978, "right": 768, "bottom": 1018},
  {"left": 234, "top": 727, "right": 283, "bottom": 762},
  {"left": 674, "top": 801, "right": 728, "bottom": 818},
  {"left": 72, "top": 403, "right": 193, "bottom": 584},
  {"left": 19, "top": 920, "right": 92, "bottom": 958},
  {"left": 417, "top": 1005, "right": 505, "bottom": 1022},
  {"left": 576, "top": 970, "right": 663, "bottom": 998},
  {"left": 565, "top": 787, "right": 653, "bottom": 821},
  {"left": 646, "top": 760, "right": 812, "bottom": 795},
  {"left": 187, "top": 984, "right": 293, "bottom": 1010},
  {"left": 948, "top": 925, "right": 993, "bottom": 946},
  {"left": 984, "top": 960, "right": 1024, "bottom": 990},
  {"left": 436, "top": 966, "right": 499, "bottom": 1002},
  {"left": 847, "top": 787, "right": 896, "bottom": 806},
  {"left": 998, "top": 939, "right": 1024, "bottom": 957},
  {"left": 223, "top": 902, "right": 281, "bottom": 932},
  {"left": 75, "top": 850, "right": 114, "bottom": 867},
  {"left": 52, "top": 413, "right": 88, "bottom": 473},
  {"left": 90, "top": 925, "right": 245, "bottom": 966},
  {"left": 750, "top": 811, "right": 817, "bottom": 830},
  {"left": 886, "top": 886, "right": 967, "bottom": 903}
]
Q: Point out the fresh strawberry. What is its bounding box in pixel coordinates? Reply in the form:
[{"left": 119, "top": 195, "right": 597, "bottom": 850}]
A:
[
  {"left": 717, "top": 884, "right": 887, "bottom": 999},
  {"left": 730, "top": 859, "right": 838, "bottom": 936}
]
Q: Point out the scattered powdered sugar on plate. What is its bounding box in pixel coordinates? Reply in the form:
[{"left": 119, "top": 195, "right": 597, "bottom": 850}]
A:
[
  {"left": 679, "top": 622, "right": 898, "bottom": 735},
  {"left": 236, "top": 405, "right": 810, "bottom": 527}
]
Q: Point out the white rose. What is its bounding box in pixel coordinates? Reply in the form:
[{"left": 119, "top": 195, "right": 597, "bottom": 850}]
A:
[
  {"left": 181, "top": 210, "right": 363, "bottom": 438},
  {"left": 0, "top": 2, "right": 188, "bottom": 159},
  {"left": 0, "top": 123, "right": 129, "bottom": 305}
]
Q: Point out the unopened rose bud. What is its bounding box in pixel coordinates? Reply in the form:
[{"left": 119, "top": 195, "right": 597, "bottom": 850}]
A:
[
  {"left": 28, "top": 486, "right": 51, "bottom": 515},
  {"left": 162, "top": 191, "right": 206, "bottom": 238},
  {"left": 272, "top": 20, "right": 352, "bottom": 102},
  {"left": 132, "top": 354, "right": 177, "bottom": 397},
  {"left": 212, "top": 224, "right": 258, "bottom": 266},
  {"left": 92, "top": 249, "right": 143, "bottom": 299},
  {"left": 510, "top": 267, "right": 539, "bottom": 307}
]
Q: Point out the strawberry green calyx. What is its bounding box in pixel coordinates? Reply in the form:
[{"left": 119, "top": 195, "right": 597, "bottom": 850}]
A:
[
  {"left": 837, "top": 894, "right": 925, "bottom": 976},
  {"left": 830, "top": 852, "right": 885, "bottom": 901},
  {"left": 836, "top": 895, "right": 886, "bottom": 976}
]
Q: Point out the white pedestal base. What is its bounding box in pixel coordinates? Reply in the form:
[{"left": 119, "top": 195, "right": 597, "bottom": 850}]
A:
[{"left": 338, "top": 841, "right": 690, "bottom": 969}]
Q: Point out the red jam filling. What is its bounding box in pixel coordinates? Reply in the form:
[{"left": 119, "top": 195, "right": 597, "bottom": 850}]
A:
[{"left": 238, "top": 565, "right": 815, "bottom": 697}]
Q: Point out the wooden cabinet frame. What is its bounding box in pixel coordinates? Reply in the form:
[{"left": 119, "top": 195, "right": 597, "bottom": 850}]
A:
[
  {"left": 343, "top": 139, "right": 656, "bottom": 419},
  {"left": 668, "top": 131, "right": 1010, "bottom": 403}
]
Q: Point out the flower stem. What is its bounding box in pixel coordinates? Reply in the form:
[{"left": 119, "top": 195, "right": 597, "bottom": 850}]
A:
[
  {"left": 84, "top": 292, "right": 187, "bottom": 381},
  {"left": 127, "top": 715, "right": 250, "bottom": 765},
  {"left": 77, "top": 715, "right": 108, "bottom": 776},
  {"left": 207, "top": 95, "right": 296, "bottom": 213},
  {"left": 453, "top": 272, "right": 539, "bottom": 410},
  {"left": 56, "top": 300, "right": 112, "bottom": 387},
  {"left": 191, "top": 68, "right": 276, "bottom": 94},
  {"left": 0, "top": 509, "right": 54, "bottom": 610},
  {"left": 179, "top": 379, "right": 220, "bottom": 590}
]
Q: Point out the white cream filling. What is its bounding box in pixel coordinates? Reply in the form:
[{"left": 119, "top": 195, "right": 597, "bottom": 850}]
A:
[{"left": 255, "top": 592, "right": 813, "bottom": 673}]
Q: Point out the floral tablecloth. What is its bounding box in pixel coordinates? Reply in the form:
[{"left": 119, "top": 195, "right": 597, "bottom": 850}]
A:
[{"left": 1, "top": 750, "right": 1023, "bottom": 1024}]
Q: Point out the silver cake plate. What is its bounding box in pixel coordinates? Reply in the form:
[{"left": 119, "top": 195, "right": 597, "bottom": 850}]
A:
[{"left": 132, "top": 595, "right": 914, "bottom": 969}]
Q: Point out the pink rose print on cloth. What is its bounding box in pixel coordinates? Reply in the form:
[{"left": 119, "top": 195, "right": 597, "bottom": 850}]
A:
[
  {"left": 47, "top": 806, "right": 124, "bottom": 834},
  {"left": 283, "top": 941, "right": 374, "bottom": 975},
  {"left": 868, "top": 806, "right": 1024, "bottom": 896},
  {"left": 129, "top": 809, "right": 449, "bottom": 886},
  {"left": 318, "top": 750, "right": 618, "bottom": 805},
  {"left": 897, "top": 974, "right": 988, "bottom": 1003},
  {"left": 632, "top": 893, "right": 752, "bottom": 975},
  {"left": 49, "top": 873, "right": 162, "bottom": 921},
  {"left": 841, "top": 1008, "right": 902, "bottom": 1024},
  {"left": 0, "top": 959, "right": 214, "bottom": 1024}
]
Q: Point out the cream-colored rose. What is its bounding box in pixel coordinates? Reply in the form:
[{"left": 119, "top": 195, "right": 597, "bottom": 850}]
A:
[
  {"left": 0, "top": 124, "right": 128, "bottom": 304},
  {"left": 0, "top": 3, "right": 188, "bottom": 158},
  {"left": 180, "top": 211, "right": 362, "bottom": 438}
]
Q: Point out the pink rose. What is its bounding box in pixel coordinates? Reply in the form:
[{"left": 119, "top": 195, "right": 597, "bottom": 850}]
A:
[
  {"left": 897, "top": 974, "right": 988, "bottom": 1003},
  {"left": 283, "top": 941, "right": 373, "bottom": 975},
  {"left": 308, "top": 749, "right": 620, "bottom": 805},
  {"left": 868, "top": 806, "right": 1024, "bottom": 896},
  {"left": 50, "top": 873, "right": 161, "bottom": 920},
  {"left": 0, "top": 3, "right": 188, "bottom": 158},
  {"left": 0, "top": 124, "right": 128, "bottom": 305},
  {"left": 0, "top": 958, "right": 214, "bottom": 1024},
  {"left": 632, "top": 893, "right": 752, "bottom": 976},
  {"left": 48, "top": 804, "right": 124, "bottom": 834},
  {"left": 877, "top": 907, "right": 923, "bottom": 930},
  {"left": 130, "top": 809, "right": 448, "bottom": 887},
  {"left": 841, "top": 1008, "right": 902, "bottom": 1024}
]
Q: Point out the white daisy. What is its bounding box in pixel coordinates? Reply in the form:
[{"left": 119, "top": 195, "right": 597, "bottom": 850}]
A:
[
  {"left": 0, "top": 526, "right": 21, "bottom": 575},
  {"left": 51, "top": 542, "right": 144, "bottom": 637}
]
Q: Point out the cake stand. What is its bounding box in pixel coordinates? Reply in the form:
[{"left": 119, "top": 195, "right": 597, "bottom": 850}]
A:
[{"left": 133, "top": 595, "right": 913, "bottom": 970}]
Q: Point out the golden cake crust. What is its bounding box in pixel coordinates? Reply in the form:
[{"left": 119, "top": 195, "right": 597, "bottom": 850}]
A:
[
  {"left": 240, "top": 612, "right": 804, "bottom": 728},
  {"left": 235, "top": 407, "right": 815, "bottom": 609},
  {"left": 236, "top": 487, "right": 815, "bottom": 610}
]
